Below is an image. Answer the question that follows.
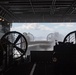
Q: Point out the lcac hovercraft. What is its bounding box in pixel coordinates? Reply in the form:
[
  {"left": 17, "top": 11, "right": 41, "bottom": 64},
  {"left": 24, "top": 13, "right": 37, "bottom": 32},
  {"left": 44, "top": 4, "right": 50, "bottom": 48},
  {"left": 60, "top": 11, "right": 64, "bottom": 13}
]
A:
[
  {"left": 30, "top": 31, "right": 76, "bottom": 75},
  {"left": 0, "top": 31, "right": 28, "bottom": 74},
  {"left": 1, "top": 31, "right": 76, "bottom": 75}
]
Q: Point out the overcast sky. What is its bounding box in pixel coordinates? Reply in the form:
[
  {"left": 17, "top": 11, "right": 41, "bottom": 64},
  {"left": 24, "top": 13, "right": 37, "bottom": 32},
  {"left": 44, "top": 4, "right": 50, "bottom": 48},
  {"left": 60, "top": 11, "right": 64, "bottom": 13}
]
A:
[{"left": 11, "top": 23, "right": 76, "bottom": 40}]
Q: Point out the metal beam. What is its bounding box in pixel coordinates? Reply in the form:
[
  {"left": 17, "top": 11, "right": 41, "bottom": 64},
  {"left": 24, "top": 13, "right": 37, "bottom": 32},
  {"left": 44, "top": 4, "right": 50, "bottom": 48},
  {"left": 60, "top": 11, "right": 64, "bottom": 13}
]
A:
[
  {"left": 0, "top": 5, "right": 18, "bottom": 21},
  {"left": 0, "top": 9, "right": 3, "bottom": 15},
  {"left": 29, "top": 0, "right": 35, "bottom": 14},
  {"left": 70, "top": 7, "right": 76, "bottom": 14},
  {"left": 64, "top": 0, "right": 76, "bottom": 15},
  {"left": 50, "top": 0, "right": 56, "bottom": 15}
]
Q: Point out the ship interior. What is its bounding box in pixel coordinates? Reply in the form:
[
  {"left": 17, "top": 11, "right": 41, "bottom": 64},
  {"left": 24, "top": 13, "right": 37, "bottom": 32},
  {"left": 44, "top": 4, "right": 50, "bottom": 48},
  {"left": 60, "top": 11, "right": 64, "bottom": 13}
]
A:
[{"left": 0, "top": 0, "right": 76, "bottom": 75}]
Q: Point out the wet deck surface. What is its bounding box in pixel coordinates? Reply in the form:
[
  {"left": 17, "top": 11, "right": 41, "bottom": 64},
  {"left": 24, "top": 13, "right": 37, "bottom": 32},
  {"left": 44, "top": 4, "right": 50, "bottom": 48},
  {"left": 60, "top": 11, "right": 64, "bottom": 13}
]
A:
[
  {"left": 3, "top": 62, "right": 76, "bottom": 75},
  {"left": 3, "top": 63, "right": 55, "bottom": 75}
]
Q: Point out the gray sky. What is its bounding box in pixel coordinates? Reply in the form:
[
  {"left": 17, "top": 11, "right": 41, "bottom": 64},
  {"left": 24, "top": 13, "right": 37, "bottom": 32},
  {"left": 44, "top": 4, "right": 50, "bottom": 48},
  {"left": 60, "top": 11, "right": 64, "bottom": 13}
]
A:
[{"left": 11, "top": 23, "right": 76, "bottom": 40}]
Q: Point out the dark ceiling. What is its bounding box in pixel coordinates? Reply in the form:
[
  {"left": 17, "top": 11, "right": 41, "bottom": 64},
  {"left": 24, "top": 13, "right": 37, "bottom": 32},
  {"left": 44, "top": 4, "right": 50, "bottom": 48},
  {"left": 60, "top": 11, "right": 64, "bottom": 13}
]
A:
[{"left": 0, "top": 0, "right": 76, "bottom": 22}]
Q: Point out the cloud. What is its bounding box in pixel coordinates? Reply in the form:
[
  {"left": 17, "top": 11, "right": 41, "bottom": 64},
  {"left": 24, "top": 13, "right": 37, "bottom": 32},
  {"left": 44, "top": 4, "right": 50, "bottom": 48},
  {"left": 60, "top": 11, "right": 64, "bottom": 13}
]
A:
[
  {"left": 38, "top": 25, "right": 52, "bottom": 31},
  {"left": 66, "top": 24, "right": 74, "bottom": 27},
  {"left": 11, "top": 23, "right": 37, "bottom": 31},
  {"left": 59, "top": 23, "right": 74, "bottom": 28},
  {"left": 24, "top": 23, "right": 38, "bottom": 29},
  {"left": 11, "top": 23, "right": 53, "bottom": 32}
]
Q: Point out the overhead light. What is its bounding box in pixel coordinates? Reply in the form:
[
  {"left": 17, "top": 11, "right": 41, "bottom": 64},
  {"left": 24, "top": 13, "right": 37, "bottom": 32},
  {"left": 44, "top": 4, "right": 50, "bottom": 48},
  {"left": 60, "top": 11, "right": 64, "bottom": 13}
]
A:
[
  {"left": 0, "top": 18, "right": 2, "bottom": 21},
  {"left": 2, "top": 19, "right": 4, "bottom": 21},
  {"left": 7, "top": 23, "right": 10, "bottom": 25}
]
